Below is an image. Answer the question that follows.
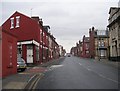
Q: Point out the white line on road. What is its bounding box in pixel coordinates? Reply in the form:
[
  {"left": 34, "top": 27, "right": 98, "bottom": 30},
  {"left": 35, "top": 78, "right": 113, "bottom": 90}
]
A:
[
  {"left": 87, "top": 68, "right": 92, "bottom": 71},
  {"left": 78, "top": 63, "right": 119, "bottom": 84},
  {"left": 98, "top": 74, "right": 119, "bottom": 83},
  {"left": 79, "top": 63, "right": 82, "bottom": 65}
]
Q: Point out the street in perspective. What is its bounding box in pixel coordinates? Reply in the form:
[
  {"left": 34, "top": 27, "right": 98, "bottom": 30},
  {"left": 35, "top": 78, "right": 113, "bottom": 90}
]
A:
[
  {"left": 0, "top": 0, "right": 120, "bottom": 90},
  {"left": 35, "top": 55, "right": 119, "bottom": 89}
]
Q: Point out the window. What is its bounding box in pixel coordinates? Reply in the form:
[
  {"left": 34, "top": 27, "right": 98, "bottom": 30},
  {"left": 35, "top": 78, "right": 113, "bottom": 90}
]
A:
[
  {"left": 101, "top": 41, "right": 104, "bottom": 47},
  {"left": 43, "top": 32, "right": 45, "bottom": 44},
  {"left": 8, "top": 42, "right": 13, "bottom": 66},
  {"left": 17, "top": 45, "right": 22, "bottom": 57},
  {"left": 43, "top": 32, "right": 45, "bottom": 36},
  {"left": 16, "top": 16, "right": 20, "bottom": 28},
  {"left": 36, "top": 46, "right": 39, "bottom": 61},
  {"left": 86, "top": 50, "right": 89, "bottom": 54},
  {"left": 40, "top": 29, "right": 42, "bottom": 42},
  {"left": 10, "top": 17, "right": 14, "bottom": 29},
  {"left": 98, "top": 41, "right": 101, "bottom": 47},
  {"left": 46, "top": 36, "right": 48, "bottom": 40}
]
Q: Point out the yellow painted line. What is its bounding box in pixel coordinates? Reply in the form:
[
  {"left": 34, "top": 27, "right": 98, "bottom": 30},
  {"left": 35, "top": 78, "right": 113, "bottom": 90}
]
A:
[{"left": 18, "top": 72, "right": 30, "bottom": 74}]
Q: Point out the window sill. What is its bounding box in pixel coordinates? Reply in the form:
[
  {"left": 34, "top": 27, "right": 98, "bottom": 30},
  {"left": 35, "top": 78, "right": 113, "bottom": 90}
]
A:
[
  {"left": 7, "top": 65, "right": 13, "bottom": 68},
  {"left": 10, "top": 27, "right": 14, "bottom": 29},
  {"left": 15, "top": 26, "right": 19, "bottom": 28}
]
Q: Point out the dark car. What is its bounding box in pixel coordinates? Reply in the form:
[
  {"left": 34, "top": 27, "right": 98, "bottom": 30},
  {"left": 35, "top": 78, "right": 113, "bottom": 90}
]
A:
[
  {"left": 67, "top": 54, "right": 71, "bottom": 57},
  {"left": 17, "top": 57, "right": 27, "bottom": 71}
]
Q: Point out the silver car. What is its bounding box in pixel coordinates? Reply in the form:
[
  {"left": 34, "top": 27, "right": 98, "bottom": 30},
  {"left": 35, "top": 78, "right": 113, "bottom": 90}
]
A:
[{"left": 17, "top": 57, "right": 27, "bottom": 71}]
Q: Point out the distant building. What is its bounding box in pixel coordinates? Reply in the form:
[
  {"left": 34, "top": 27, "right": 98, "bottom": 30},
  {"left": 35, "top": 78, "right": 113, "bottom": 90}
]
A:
[
  {"left": 76, "top": 40, "right": 83, "bottom": 57},
  {"left": 107, "top": 7, "right": 120, "bottom": 61},
  {"left": 59, "top": 45, "right": 64, "bottom": 57},
  {"left": 70, "top": 47, "right": 77, "bottom": 56},
  {"left": 89, "top": 27, "right": 109, "bottom": 60},
  {"left": 94, "top": 30, "right": 109, "bottom": 60},
  {"left": 79, "top": 41, "right": 83, "bottom": 57},
  {"left": 82, "top": 35, "right": 90, "bottom": 58},
  {"left": 89, "top": 27, "right": 95, "bottom": 58}
]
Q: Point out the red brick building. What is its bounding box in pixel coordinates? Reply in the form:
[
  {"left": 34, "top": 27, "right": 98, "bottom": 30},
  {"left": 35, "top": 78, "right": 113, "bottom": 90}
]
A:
[
  {"left": 89, "top": 27, "right": 95, "bottom": 58},
  {"left": 2, "top": 11, "right": 43, "bottom": 64},
  {"left": 89, "top": 27, "right": 109, "bottom": 60},
  {"left": 0, "top": 28, "right": 17, "bottom": 78},
  {"left": 82, "top": 35, "right": 90, "bottom": 58},
  {"left": 0, "top": 28, "right": 1, "bottom": 77},
  {"left": 2, "top": 11, "right": 60, "bottom": 65},
  {"left": 70, "top": 47, "right": 77, "bottom": 56}
]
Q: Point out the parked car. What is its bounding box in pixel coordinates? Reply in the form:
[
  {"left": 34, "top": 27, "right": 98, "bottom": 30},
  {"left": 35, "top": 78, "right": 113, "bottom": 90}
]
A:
[
  {"left": 67, "top": 53, "right": 71, "bottom": 57},
  {"left": 17, "top": 57, "right": 27, "bottom": 71},
  {"left": 68, "top": 54, "right": 71, "bottom": 57}
]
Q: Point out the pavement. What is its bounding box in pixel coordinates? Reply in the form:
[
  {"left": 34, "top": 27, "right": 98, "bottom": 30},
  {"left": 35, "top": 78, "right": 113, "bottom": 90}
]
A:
[
  {"left": 2, "top": 57, "right": 65, "bottom": 90},
  {"left": 1, "top": 56, "right": 119, "bottom": 90},
  {"left": 94, "top": 58, "right": 119, "bottom": 69}
]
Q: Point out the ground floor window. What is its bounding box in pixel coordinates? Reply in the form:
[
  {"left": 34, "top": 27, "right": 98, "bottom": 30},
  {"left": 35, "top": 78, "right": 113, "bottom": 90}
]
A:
[
  {"left": 100, "top": 50, "right": 106, "bottom": 57},
  {"left": 8, "top": 42, "right": 13, "bottom": 66},
  {"left": 36, "top": 46, "right": 39, "bottom": 61},
  {"left": 17, "top": 45, "right": 22, "bottom": 57}
]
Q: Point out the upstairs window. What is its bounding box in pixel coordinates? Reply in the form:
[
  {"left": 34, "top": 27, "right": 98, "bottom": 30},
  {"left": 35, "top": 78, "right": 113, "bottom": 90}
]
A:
[
  {"left": 98, "top": 41, "right": 101, "bottom": 47},
  {"left": 16, "top": 16, "right": 20, "bottom": 28},
  {"left": 43, "top": 32, "right": 45, "bottom": 44},
  {"left": 101, "top": 41, "right": 104, "bottom": 47},
  {"left": 10, "top": 17, "right": 14, "bottom": 29},
  {"left": 40, "top": 29, "right": 42, "bottom": 42},
  {"left": 43, "top": 32, "right": 45, "bottom": 36}
]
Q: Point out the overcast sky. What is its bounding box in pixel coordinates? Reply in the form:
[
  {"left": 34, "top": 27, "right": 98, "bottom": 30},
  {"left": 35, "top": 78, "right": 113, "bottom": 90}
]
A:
[{"left": 0, "top": 0, "right": 119, "bottom": 52}]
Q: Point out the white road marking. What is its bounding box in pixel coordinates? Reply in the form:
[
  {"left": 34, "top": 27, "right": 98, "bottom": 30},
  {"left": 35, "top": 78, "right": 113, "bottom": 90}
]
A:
[
  {"left": 87, "top": 68, "right": 92, "bottom": 71},
  {"left": 98, "top": 74, "right": 119, "bottom": 83},
  {"left": 50, "top": 65, "right": 63, "bottom": 68},
  {"left": 78, "top": 63, "right": 119, "bottom": 84},
  {"left": 47, "top": 65, "right": 64, "bottom": 71},
  {"left": 32, "top": 67, "right": 40, "bottom": 69},
  {"left": 79, "top": 63, "right": 82, "bottom": 65}
]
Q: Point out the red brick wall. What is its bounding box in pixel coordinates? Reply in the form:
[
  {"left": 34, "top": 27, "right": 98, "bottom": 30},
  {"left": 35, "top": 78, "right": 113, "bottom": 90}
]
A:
[
  {"left": 82, "top": 36, "right": 90, "bottom": 58},
  {"left": 2, "top": 30, "right": 17, "bottom": 78},
  {"left": 22, "top": 44, "right": 27, "bottom": 63},
  {"left": 89, "top": 30, "right": 95, "bottom": 58},
  {"left": 0, "top": 30, "right": 2, "bottom": 78},
  {"left": 2, "top": 11, "right": 41, "bottom": 43}
]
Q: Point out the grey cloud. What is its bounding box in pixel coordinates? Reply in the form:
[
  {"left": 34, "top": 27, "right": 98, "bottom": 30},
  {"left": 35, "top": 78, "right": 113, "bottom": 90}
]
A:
[{"left": 1, "top": 1, "right": 119, "bottom": 52}]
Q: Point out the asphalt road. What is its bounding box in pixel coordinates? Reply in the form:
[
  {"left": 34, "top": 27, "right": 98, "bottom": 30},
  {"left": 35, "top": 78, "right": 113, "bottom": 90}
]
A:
[{"left": 35, "top": 56, "right": 119, "bottom": 89}]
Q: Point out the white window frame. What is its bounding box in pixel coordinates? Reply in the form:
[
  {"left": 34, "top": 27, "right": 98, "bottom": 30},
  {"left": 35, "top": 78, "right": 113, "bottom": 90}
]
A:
[
  {"left": 10, "top": 17, "right": 14, "bottom": 29},
  {"left": 16, "top": 16, "right": 20, "bottom": 28},
  {"left": 40, "top": 29, "right": 42, "bottom": 42},
  {"left": 43, "top": 32, "right": 45, "bottom": 44}
]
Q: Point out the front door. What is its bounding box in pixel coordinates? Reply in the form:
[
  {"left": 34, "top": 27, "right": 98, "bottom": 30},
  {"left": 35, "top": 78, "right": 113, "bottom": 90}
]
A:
[{"left": 27, "top": 45, "right": 33, "bottom": 63}]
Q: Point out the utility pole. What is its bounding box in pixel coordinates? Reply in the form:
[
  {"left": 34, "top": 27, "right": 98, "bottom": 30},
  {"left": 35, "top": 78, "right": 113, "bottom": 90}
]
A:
[
  {"left": 118, "top": 0, "right": 120, "bottom": 7},
  {"left": 31, "top": 8, "right": 33, "bottom": 17}
]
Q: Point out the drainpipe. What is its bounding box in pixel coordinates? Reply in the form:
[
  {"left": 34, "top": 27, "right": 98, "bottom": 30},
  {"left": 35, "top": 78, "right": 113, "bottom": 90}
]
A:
[
  {"left": 115, "top": 40, "right": 118, "bottom": 61},
  {"left": 42, "top": 28, "right": 43, "bottom": 63}
]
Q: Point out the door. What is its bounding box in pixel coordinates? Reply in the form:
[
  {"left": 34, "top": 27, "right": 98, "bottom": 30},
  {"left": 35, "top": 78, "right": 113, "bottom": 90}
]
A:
[
  {"left": 27, "top": 45, "right": 33, "bottom": 63},
  {"left": 100, "top": 50, "right": 105, "bottom": 58}
]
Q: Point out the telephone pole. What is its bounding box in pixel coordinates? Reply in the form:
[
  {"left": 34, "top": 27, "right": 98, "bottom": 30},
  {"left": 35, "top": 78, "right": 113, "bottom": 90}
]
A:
[{"left": 31, "top": 8, "right": 33, "bottom": 17}]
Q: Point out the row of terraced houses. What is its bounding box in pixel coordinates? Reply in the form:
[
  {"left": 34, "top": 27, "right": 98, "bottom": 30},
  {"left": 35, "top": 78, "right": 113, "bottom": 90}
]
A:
[
  {"left": 70, "top": 7, "right": 120, "bottom": 61},
  {"left": 0, "top": 11, "right": 66, "bottom": 78}
]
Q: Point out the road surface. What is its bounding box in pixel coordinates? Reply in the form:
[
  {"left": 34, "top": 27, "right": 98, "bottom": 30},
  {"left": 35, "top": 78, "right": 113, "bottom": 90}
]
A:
[{"left": 35, "top": 56, "right": 118, "bottom": 89}]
